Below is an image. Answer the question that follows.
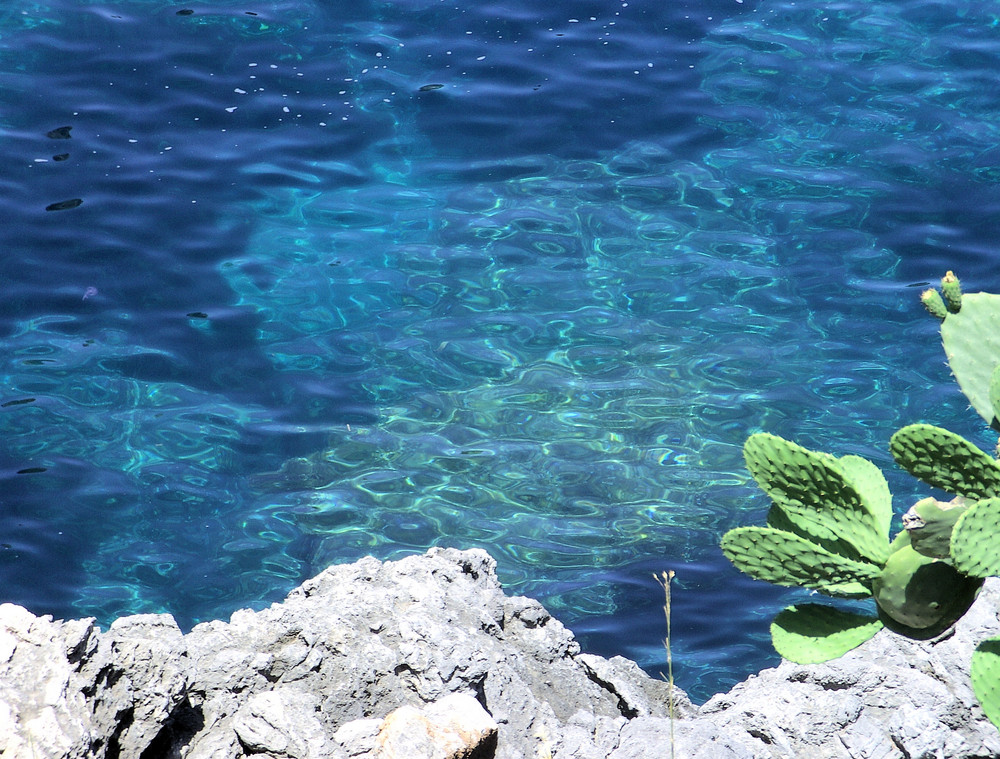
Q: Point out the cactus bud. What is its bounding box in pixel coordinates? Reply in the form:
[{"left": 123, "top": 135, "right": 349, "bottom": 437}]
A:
[
  {"left": 902, "top": 496, "right": 967, "bottom": 559},
  {"left": 941, "top": 270, "right": 963, "bottom": 313},
  {"left": 920, "top": 289, "right": 948, "bottom": 320}
]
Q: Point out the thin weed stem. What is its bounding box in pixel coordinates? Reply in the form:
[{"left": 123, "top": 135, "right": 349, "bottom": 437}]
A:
[{"left": 656, "top": 570, "right": 677, "bottom": 759}]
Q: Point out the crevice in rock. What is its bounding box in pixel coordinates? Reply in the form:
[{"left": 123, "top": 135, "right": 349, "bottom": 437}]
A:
[
  {"left": 889, "top": 733, "right": 911, "bottom": 759},
  {"left": 138, "top": 696, "right": 206, "bottom": 759},
  {"left": 66, "top": 626, "right": 97, "bottom": 667},
  {"left": 105, "top": 705, "right": 135, "bottom": 759},
  {"left": 468, "top": 729, "right": 498, "bottom": 759},
  {"left": 469, "top": 672, "right": 489, "bottom": 715},
  {"left": 581, "top": 667, "right": 639, "bottom": 719},
  {"left": 747, "top": 727, "right": 775, "bottom": 745}
]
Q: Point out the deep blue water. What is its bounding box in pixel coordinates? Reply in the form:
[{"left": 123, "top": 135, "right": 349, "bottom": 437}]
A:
[{"left": 2, "top": 0, "right": 1000, "bottom": 703}]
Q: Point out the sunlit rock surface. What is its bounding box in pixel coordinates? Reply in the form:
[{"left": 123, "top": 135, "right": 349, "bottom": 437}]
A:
[{"left": 0, "top": 548, "right": 998, "bottom": 758}]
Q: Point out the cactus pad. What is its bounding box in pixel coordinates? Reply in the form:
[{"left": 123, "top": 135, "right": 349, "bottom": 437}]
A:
[
  {"left": 770, "top": 604, "right": 883, "bottom": 664},
  {"left": 990, "top": 365, "right": 1000, "bottom": 430},
  {"left": 837, "top": 454, "right": 893, "bottom": 539},
  {"left": 971, "top": 637, "right": 1000, "bottom": 732},
  {"left": 902, "top": 496, "right": 969, "bottom": 559},
  {"left": 721, "top": 526, "right": 881, "bottom": 592},
  {"left": 873, "top": 544, "right": 979, "bottom": 630},
  {"left": 889, "top": 424, "right": 1000, "bottom": 499},
  {"left": 951, "top": 497, "right": 1000, "bottom": 578},
  {"left": 939, "top": 291, "right": 1000, "bottom": 425},
  {"left": 765, "top": 505, "right": 871, "bottom": 597},
  {"left": 743, "top": 434, "right": 890, "bottom": 565}
]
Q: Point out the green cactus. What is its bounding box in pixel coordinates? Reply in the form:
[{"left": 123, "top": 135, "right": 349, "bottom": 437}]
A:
[
  {"left": 716, "top": 275, "right": 1000, "bottom": 731},
  {"left": 937, "top": 289, "right": 1000, "bottom": 426},
  {"left": 971, "top": 637, "right": 1000, "bottom": 731},
  {"left": 889, "top": 424, "right": 1000, "bottom": 499},
  {"left": 921, "top": 288, "right": 949, "bottom": 320},
  {"left": 941, "top": 270, "right": 963, "bottom": 313},
  {"left": 902, "top": 496, "right": 969, "bottom": 559},
  {"left": 743, "top": 434, "right": 890, "bottom": 565},
  {"left": 723, "top": 423, "right": 999, "bottom": 655},
  {"left": 764, "top": 505, "right": 871, "bottom": 597},
  {"left": 770, "top": 604, "right": 882, "bottom": 664},
  {"left": 721, "top": 435, "right": 891, "bottom": 662},
  {"left": 990, "top": 365, "right": 1000, "bottom": 431},
  {"left": 950, "top": 497, "right": 1000, "bottom": 578},
  {"left": 872, "top": 544, "right": 981, "bottom": 631},
  {"left": 720, "top": 526, "right": 881, "bottom": 593}
]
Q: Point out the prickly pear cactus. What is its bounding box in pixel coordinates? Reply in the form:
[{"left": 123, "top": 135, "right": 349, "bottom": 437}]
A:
[
  {"left": 902, "top": 496, "right": 968, "bottom": 559},
  {"left": 743, "top": 433, "right": 891, "bottom": 565},
  {"left": 872, "top": 544, "right": 981, "bottom": 631},
  {"left": 921, "top": 288, "right": 949, "bottom": 320},
  {"left": 941, "top": 270, "right": 963, "bottom": 313},
  {"left": 720, "top": 526, "right": 881, "bottom": 592},
  {"left": 926, "top": 271, "right": 1000, "bottom": 425},
  {"left": 950, "top": 497, "right": 1000, "bottom": 578},
  {"left": 889, "top": 424, "right": 1000, "bottom": 499},
  {"left": 717, "top": 274, "right": 1000, "bottom": 732},
  {"left": 971, "top": 637, "right": 1000, "bottom": 732},
  {"left": 770, "top": 604, "right": 882, "bottom": 664},
  {"left": 722, "top": 430, "right": 996, "bottom": 664},
  {"left": 721, "top": 434, "right": 895, "bottom": 662}
]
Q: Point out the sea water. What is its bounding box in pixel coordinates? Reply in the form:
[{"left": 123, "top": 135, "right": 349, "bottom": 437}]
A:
[{"left": 1, "top": 0, "right": 999, "bottom": 703}]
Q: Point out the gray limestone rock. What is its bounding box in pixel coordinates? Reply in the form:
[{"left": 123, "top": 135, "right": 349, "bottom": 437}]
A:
[
  {"left": 368, "top": 692, "right": 498, "bottom": 758},
  {"left": 88, "top": 613, "right": 190, "bottom": 756},
  {"left": 232, "top": 687, "right": 333, "bottom": 759},
  {"left": 700, "top": 578, "right": 1000, "bottom": 759},
  {"left": 180, "top": 548, "right": 674, "bottom": 759},
  {"left": 0, "top": 603, "right": 96, "bottom": 759},
  {"left": 0, "top": 547, "right": 997, "bottom": 758}
]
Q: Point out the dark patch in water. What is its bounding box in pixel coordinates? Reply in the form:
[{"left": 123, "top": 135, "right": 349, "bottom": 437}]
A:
[
  {"left": 46, "top": 126, "right": 72, "bottom": 139},
  {"left": 16, "top": 467, "right": 47, "bottom": 475},
  {"left": 419, "top": 83, "right": 444, "bottom": 92},
  {"left": 1, "top": 398, "right": 36, "bottom": 407},
  {"left": 45, "top": 198, "right": 82, "bottom": 211},
  {"left": 52, "top": 153, "right": 69, "bottom": 161}
]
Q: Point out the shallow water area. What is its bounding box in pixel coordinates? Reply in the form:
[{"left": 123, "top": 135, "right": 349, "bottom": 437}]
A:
[{"left": 2, "top": 0, "right": 1000, "bottom": 703}]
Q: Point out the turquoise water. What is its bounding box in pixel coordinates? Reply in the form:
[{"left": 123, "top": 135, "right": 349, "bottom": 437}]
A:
[{"left": 1, "top": 0, "right": 999, "bottom": 702}]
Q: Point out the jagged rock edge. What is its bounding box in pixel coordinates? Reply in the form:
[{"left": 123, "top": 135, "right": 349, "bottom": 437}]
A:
[{"left": 0, "top": 547, "right": 998, "bottom": 759}]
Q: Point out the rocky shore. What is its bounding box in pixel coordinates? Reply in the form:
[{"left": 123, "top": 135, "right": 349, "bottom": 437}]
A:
[{"left": 1, "top": 547, "right": 998, "bottom": 758}]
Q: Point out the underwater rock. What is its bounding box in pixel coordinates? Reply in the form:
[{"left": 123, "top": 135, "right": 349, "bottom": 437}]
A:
[{"left": 0, "top": 548, "right": 997, "bottom": 758}]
